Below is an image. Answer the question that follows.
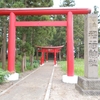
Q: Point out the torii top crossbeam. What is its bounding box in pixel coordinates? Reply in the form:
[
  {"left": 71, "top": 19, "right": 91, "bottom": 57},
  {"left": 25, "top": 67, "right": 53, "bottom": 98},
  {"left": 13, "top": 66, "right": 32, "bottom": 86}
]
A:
[{"left": 0, "top": 7, "right": 91, "bottom": 15}]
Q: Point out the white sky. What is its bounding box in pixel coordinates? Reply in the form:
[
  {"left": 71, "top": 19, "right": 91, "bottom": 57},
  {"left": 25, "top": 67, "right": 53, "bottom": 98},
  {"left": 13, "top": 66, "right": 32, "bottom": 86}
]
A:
[{"left": 53, "top": 0, "right": 100, "bottom": 13}]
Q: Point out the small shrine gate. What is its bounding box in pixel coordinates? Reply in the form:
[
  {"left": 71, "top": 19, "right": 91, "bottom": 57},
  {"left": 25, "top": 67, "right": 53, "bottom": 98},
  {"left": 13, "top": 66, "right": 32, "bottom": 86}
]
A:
[{"left": 36, "top": 45, "right": 64, "bottom": 65}]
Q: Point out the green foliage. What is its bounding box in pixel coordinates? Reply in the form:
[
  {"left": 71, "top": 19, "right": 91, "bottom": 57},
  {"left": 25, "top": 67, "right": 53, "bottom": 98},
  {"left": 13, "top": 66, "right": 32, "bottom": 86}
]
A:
[
  {"left": 59, "top": 61, "right": 66, "bottom": 73},
  {"left": 26, "top": 62, "right": 33, "bottom": 70},
  {"left": 13, "top": 2, "right": 25, "bottom": 8},
  {"left": 15, "top": 57, "right": 40, "bottom": 73},
  {"left": 74, "top": 59, "right": 84, "bottom": 76},
  {"left": 60, "top": 0, "right": 75, "bottom": 7},
  {"left": 59, "top": 59, "right": 84, "bottom": 76},
  {"left": 74, "top": 15, "right": 84, "bottom": 58},
  {"left": 0, "top": 1, "right": 5, "bottom": 7},
  {"left": 59, "top": 59, "right": 100, "bottom": 76},
  {"left": 0, "top": 68, "right": 9, "bottom": 84},
  {"left": 33, "top": 60, "right": 40, "bottom": 68}
]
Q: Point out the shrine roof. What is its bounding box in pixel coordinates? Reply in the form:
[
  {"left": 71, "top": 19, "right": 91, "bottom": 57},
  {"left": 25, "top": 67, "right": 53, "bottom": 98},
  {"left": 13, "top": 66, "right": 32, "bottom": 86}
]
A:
[{"left": 36, "top": 45, "right": 64, "bottom": 49}]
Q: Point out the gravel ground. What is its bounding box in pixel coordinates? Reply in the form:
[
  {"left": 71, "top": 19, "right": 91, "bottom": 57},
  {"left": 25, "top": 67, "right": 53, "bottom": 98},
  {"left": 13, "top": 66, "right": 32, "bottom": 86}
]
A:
[{"left": 49, "top": 65, "right": 100, "bottom": 100}]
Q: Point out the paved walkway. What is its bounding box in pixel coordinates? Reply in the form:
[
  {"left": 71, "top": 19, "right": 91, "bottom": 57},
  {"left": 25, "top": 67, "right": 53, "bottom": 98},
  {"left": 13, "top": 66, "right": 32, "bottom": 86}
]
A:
[
  {"left": 1, "top": 61, "right": 100, "bottom": 100},
  {"left": 0, "top": 61, "right": 55, "bottom": 100}
]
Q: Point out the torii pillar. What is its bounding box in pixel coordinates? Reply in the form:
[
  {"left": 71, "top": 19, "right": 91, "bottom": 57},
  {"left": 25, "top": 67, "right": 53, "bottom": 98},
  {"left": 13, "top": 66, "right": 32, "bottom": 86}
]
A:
[
  {"left": 62, "top": 11, "right": 77, "bottom": 83},
  {"left": 7, "top": 12, "right": 19, "bottom": 81},
  {"left": 8, "top": 12, "right": 16, "bottom": 72}
]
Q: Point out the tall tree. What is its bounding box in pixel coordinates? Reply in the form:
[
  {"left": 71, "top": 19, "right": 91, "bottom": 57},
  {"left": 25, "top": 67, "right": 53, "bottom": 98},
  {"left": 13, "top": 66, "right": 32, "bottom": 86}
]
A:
[
  {"left": 61, "top": 0, "right": 75, "bottom": 7},
  {"left": 0, "top": 1, "right": 9, "bottom": 70},
  {"left": 74, "top": 15, "right": 84, "bottom": 58}
]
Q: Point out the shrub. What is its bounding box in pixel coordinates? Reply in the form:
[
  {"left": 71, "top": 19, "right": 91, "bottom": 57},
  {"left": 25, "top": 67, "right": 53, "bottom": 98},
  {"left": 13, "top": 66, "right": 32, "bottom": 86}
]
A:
[
  {"left": 0, "top": 68, "right": 9, "bottom": 84},
  {"left": 33, "top": 60, "right": 39, "bottom": 68}
]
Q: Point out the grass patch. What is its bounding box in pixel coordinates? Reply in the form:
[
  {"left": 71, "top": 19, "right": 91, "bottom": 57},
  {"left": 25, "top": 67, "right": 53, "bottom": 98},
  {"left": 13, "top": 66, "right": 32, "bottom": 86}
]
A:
[
  {"left": 74, "top": 59, "right": 84, "bottom": 76},
  {"left": 59, "top": 59, "right": 100, "bottom": 76}
]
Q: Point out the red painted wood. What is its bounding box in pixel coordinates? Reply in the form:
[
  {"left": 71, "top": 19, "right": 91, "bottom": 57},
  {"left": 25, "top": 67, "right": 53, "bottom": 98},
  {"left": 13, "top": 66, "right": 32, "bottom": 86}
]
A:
[
  {"left": 8, "top": 12, "right": 16, "bottom": 72},
  {"left": 0, "top": 8, "right": 91, "bottom": 15},
  {"left": 15, "top": 21, "right": 67, "bottom": 26},
  {"left": 40, "top": 49, "right": 45, "bottom": 65},
  {"left": 67, "top": 12, "right": 74, "bottom": 76},
  {"left": 38, "top": 49, "right": 60, "bottom": 53},
  {"left": 36, "top": 45, "right": 64, "bottom": 49}
]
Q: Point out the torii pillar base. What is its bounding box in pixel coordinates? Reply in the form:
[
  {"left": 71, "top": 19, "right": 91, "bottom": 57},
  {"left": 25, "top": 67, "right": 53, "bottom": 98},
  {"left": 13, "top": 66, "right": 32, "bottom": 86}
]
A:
[
  {"left": 62, "top": 75, "right": 78, "bottom": 84},
  {"left": 6, "top": 73, "right": 19, "bottom": 81}
]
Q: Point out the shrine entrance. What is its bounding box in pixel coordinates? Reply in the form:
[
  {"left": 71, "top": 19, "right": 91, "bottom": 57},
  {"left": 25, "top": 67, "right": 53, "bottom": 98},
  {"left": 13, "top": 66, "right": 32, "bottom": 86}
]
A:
[
  {"left": 36, "top": 45, "right": 64, "bottom": 66},
  {"left": 0, "top": 7, "right": 91, "bottom": 76}
]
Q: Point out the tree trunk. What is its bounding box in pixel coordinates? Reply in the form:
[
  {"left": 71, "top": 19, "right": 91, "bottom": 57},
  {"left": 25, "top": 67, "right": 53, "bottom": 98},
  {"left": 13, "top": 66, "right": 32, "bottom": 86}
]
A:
[
  {"left": 30, "top": 55, "right": 34, "bottom": 67},
  {"left": 30, "top": 33, "right": 34, "bottom": 67},
  {"left": 21, "top": 33, "right": 26, "bottom": 72},
  {"left": 21, "top": 55, "right": 24, "bottom": 72},
  {"left": 77, "top": 47, "right": 79, "bottom": 58},
  {"left": 2, "top": 23, "right": 6, "bottom": 70},
  {"left": 21, "top": 53, "right": 26, "bottom": 72},
  {"left": 0, "top": 48, "right": 2, "bottom": 61},
  {"left": 59, "top": 51, "right": 61, "bottom": 61},
  {"left": 36, "top": 48, "right": 38, "bottom": 60}
]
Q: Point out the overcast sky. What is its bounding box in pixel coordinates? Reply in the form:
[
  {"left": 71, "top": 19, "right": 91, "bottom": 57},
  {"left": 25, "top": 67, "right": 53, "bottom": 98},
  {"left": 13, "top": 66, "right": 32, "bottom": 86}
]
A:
[{"left": 53, "top": 0, "right": 100, "bottom": 12}]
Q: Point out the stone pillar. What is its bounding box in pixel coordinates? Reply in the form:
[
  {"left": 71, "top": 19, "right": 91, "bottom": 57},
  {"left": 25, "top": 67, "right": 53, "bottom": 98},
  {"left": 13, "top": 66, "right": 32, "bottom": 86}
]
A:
[
  {"left": 76, "top": 14, "right": 100, "bottom": 95},
  {"left": 84, "top": 14, "right": 98, "bottom": 78}
]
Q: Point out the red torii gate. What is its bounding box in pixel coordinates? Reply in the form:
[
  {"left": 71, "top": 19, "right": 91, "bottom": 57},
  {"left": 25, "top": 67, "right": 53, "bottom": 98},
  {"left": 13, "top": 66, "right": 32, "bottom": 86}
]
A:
[
  {"left": 0, "top": 7, "right": 91, "bottom": 76},
  {"left": 36, "top": 45, "right": 64, "bottom": 66}
]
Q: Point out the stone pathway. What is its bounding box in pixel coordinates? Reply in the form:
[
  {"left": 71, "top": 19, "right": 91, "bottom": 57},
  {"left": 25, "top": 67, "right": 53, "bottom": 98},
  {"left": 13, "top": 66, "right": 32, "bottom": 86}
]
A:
[
  {"left": 0, "top": 61, "right": 100, "bottom": 100},
  {"left": 0, "top": 61, "right": 54, "bottom": 100}
]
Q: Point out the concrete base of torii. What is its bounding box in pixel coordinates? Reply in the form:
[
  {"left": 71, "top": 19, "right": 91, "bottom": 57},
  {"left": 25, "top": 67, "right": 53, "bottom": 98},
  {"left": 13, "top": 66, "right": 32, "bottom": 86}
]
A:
[
  {"left": 6, "top": 73, "right": 19, "bottom": 81},
  {"left": 62, "top": 75, "right": 78, "bottom": 84}
]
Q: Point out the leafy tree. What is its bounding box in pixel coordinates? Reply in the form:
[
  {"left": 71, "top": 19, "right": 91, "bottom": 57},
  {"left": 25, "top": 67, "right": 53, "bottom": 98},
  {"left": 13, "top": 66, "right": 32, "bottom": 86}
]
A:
[
  {"left": 61, "top": 0, "right": 75, "bottom": 7},
  {"left": 0, "top": 1, "right": 9, "bottom": 70},
  {"left": 74, "top": 15, "right": 84, "bottom": 58}
]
